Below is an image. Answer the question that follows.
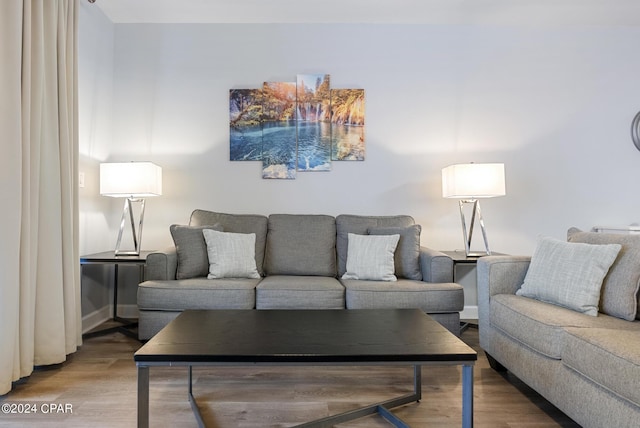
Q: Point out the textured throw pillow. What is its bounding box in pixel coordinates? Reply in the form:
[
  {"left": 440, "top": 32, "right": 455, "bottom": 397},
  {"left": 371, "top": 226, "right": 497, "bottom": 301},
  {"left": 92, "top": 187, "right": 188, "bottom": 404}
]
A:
[
  {"left": 368, "top": 225, "right": 422, "bottom": 281},
  {"left": 335, "top": 215, "right": 415, "bottom": 277},
  {"left": 341, "top": 233, "right": 400, "bottom": 281},
  {"left": 516, "top": 236, "right": 621, "bottom": 316},
  {"left": 170, "top": 224, "right": 223, "bottom": 279},
  {"left": 567, "top": 227, "right": 640, "bottom": 321},
  {"left": 202, "top": 229, "right": 261, "bottom": 279}
]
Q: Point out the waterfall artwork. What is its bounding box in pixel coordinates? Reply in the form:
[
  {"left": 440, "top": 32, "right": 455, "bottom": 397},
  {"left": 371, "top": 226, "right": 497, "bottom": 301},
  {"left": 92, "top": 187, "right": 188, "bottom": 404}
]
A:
[
  {"left": 261, "top": 82, "right": 297, "bottom": 179},
  {"left": 296, "top": 74, "right": 332, "bottom": 172},
  {"left": 229, "top": 73, "right": 365, "bottom": 179},
  {"left": 229, "top": 89, "right": 263, "bottom": 161},
  {"left": 331, "top": 89, "right": 365, "bottom": 161}
]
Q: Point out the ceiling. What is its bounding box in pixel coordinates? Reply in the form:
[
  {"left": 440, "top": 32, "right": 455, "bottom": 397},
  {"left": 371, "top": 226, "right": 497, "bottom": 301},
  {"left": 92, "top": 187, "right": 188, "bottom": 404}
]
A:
[{"left": 92, "top": 0, "right": 640, "bottom": 27}]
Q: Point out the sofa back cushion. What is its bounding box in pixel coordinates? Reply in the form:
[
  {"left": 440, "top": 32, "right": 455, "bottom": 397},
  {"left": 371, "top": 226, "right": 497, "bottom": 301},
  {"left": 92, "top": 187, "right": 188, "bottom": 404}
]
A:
[
  {"left": 567, "top": 227, "right": 640, "bottom": 321},
  {"left": 170, "top": 223, "right": 223, "bottom": 279},
  {"left": 368, "top": 225, "right": 423, "bottom": 281},
  {"left": 264, "top": 214, "right": 337, "bottom": 276},
  {"left": 336, "top": 215, "right": 416, "bottom": 278},
  {"left": 189, "top": 210, "right": 268, "bottom": 276}
]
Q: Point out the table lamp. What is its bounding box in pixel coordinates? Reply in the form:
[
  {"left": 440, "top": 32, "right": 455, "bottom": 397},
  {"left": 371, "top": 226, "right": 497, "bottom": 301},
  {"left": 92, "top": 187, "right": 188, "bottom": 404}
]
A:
[
  {"left": 442, "top": 163, "right": 505, "bottom": 257},
  {"left": 100, "top": 162, "right": 162, "bottom": 256}
]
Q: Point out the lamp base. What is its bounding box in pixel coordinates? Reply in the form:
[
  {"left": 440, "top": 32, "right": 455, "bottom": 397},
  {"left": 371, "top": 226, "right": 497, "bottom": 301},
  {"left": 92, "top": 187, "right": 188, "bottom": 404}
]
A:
[
  {"left": 458, "top": 199, "right": 492, "bottom": 257},
  {"left": 114, "top": 197, "right": 146, "bottom": 256},
  {"left": 464, "top": 252, "right": 489, "bottom": 258}
]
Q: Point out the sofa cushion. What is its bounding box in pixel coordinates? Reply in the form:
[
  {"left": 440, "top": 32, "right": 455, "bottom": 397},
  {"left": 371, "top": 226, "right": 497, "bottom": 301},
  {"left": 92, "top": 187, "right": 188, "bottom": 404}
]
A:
[
  {"left": 342, "top": 279, "right": 464, "bottom": 313},
  {"left": 189, "top": 210, "right": 268, "bottom": 276},
  {"left": 137, "top": 278, "right": 259, "bottom": 311},
  {"left": 491, "top": 294, "right": 635, "bottom": 359},
  {"left": 368, "top": 225, "right": 422, "bottom": 281},
  {"left": 342, "top": 233, "right": 400, "bottom": 281},
  {"left": 256, "top": 275, "right": 345, "bottom": 309},
  {"left": 170, "top": 224, "right": 223, "bottom": 279},
  {"left": 264, "top": 214, "right": 337, "bottom": 276},
  {"left": 567, "top": 227, "right": 640, "bottom": 321},
  {"left": 336, "top": 215, "right": 415, "bottom": 278},
  {"left": 563, "top": 327, "right": 640, "bottom": 406},
  {"left": 516, "top": 236, "right": 621, "bottom": 316},
  {"left": 203, "top": 230, "right": 261, "bottom": 279}
]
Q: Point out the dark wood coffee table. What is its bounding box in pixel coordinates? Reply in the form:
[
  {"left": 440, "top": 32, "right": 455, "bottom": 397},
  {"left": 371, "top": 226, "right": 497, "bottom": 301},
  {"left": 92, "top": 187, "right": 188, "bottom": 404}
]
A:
[{"left": 134, "top": 309, "right": 476, "bottom": 427}]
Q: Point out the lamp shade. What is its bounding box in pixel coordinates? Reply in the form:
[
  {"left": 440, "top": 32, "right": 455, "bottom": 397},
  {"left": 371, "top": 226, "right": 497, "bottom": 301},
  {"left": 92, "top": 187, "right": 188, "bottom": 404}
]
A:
[
  {"left": 442, "top": 163, "right": 505, "bottom": 199},
  {"left": 100, "top": 162, "right": 162, "bottom": 197}
]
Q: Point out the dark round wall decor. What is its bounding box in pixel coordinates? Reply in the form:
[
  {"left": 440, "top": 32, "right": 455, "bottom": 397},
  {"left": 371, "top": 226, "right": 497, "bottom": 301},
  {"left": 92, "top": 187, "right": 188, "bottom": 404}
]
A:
[{"left": 632, "top": 110, "right": 640, "bottom": 151}]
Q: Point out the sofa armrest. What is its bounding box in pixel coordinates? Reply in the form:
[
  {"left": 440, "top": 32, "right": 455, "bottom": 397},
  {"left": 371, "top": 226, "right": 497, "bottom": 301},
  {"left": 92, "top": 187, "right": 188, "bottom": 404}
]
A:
[
  {"left": 145, "top": 247, "right": 178, "bottom": 281},
  {"left": 477, "top": 255, "right": 531, "bottom": 348},
  {"left": 477, "top": 255, "right": 531, "bottom": 298},
  {"left": 419, "top": 247, "right": 453, "bottom": 283}
]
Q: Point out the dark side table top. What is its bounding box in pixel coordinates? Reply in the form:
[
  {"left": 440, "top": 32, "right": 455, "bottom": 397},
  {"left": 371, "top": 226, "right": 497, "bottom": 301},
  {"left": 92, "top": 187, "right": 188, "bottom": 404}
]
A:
[
  {"left": 442, "top": 250, "right": 507, "bottom": 264},
  {"left": 80, "top": 251, "right": 154, "bottom": 264},
  {"left": 134, "top": 309, "right": 477, "bottom": 365}
]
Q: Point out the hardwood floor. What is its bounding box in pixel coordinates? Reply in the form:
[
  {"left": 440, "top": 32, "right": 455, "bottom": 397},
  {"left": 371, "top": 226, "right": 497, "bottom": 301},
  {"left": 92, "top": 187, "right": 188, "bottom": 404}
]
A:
[{"left": 0, "top": 323, "right": 581, "bottom": 427}]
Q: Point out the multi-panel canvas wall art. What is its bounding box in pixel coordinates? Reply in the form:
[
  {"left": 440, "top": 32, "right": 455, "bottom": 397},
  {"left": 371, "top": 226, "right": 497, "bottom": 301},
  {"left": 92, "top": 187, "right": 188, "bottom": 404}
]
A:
[
  {"left": 229, "top": 89, "right": 262, "bottom": 160},
  {"left": 331, "top": 89, "right": 365, "bottom": 161},
  {"left": 296, "top": 74, "right": 332, "bottom": 172},
  {"left": 229, "top": 89, "right": 263, "bottom": 161},
  {"left": 261, "top": 82, "right": 297, "bottom": 179},
  {"left": 229, "top": 73, "right": 365, "bottom": 179}
]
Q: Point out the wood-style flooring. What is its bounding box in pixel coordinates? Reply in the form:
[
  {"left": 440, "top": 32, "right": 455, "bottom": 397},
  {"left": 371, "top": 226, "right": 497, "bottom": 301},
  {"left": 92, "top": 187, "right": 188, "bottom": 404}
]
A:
[{"left": 0, "top": 323, "right": 581, "bottom": 427}]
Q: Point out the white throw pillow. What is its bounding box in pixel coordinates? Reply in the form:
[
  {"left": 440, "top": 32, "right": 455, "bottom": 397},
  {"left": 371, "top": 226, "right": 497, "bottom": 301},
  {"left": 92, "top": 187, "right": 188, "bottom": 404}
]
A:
[
  {"left": 516, "top": 236, "right": 621, "bottom": 316},
  {"left": 202, "top": 229, "right": 261, "bottom": 279},
  {"left": 341, "top": 233, "right": 400, "bottom": 281}
]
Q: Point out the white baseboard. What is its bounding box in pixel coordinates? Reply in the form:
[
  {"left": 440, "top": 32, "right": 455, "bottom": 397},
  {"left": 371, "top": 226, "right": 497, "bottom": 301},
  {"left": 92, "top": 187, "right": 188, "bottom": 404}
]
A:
[
  {"left": 461, "top": 305, "right": 478, "bottom": 321},
  {"left": 82, "top": 305, "right": 139, "bottom": 334},
  {"left": 82, "top": 306, "right": 111, "bottom": 334}
]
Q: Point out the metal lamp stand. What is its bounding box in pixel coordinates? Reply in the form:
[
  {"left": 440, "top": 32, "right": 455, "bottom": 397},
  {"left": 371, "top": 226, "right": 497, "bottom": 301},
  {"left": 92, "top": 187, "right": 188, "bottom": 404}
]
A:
[
  {"left": 459, "top": 199, "right": 491, "bottom": 257},
  {"left": 115, "top": 197, "right": 146, "bottom": 256}
]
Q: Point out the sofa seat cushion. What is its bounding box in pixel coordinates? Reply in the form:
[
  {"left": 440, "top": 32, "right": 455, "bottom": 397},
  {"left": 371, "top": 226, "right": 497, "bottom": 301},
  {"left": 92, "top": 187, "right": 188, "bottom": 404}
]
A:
[
  {"left": 491, "top": 294, "right": 635, "bottom": 359},
  {"left": 563, "top": 327, "right": 640, "bottom": 406},
  {"left": 256, "top": 275, "right": 345, "bottom": 309},
  {"left": 342, "top": 279, "right": 463, "bottom": 313},
  {"left": 137, "top": 278, "right": 259, "bottom": 311},
  {"left": 264, "top": 214, "right": 337, "bottom": 277}
]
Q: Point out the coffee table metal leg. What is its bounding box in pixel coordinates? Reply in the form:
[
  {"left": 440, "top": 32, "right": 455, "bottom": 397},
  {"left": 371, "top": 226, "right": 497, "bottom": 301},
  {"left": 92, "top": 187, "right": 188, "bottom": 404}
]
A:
[
  {"left": 414, "top": 365, "right": 422, "bottom": 401},
  {"left": 188, "top": 366, "right": 206, "bottom": 428},
  {"left": 137, "top": 365, "right": 149, "bottom": 428},
  {"left": 462, "top": 364, "right": 474, "bottom": 428},
  {"left": 377, "top": 405, "right": 411, "bottom": 428},
  {"left": 295, "top": 366, "right": 421, "bottom": 427}
]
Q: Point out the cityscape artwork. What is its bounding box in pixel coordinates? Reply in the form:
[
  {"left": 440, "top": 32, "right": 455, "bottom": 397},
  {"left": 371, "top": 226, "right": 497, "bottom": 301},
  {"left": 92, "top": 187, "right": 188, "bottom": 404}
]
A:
[{"left": 229, "top": 73, "right": 365, "bottom": 179}]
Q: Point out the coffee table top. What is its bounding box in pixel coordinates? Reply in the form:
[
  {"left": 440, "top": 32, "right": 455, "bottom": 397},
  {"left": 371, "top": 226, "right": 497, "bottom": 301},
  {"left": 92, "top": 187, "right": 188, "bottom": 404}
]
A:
[{"left": 135, "top": 309, "right": 476, "bottom": 365}]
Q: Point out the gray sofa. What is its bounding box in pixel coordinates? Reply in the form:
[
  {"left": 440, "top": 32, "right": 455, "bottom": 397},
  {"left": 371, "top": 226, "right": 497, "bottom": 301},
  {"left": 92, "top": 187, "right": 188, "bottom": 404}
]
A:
[
  {"left": 477, "top": 228, "right": 640, "bottom": 428},
  {"left": 137, "top": 210, "right": 464, "bottom": 340}
]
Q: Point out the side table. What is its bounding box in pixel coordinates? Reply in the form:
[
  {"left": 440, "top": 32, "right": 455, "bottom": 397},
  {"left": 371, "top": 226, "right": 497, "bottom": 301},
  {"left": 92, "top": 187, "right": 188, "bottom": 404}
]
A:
[
  {"left": 442, "top": 251, "right": 506, "bottom": 333},
  {"left": 81, "top": 251, "right": 154, "bottom": 339}
]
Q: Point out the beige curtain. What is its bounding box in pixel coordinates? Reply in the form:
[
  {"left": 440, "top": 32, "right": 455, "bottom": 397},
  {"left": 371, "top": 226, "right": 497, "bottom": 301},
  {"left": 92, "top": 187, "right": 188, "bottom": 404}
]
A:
[{"left": 0, "top": 0, "right": 81, "bottom": 395}]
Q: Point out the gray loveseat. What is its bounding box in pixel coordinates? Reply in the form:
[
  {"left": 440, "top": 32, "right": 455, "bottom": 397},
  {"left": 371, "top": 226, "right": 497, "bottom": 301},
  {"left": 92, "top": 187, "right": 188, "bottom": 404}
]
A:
[
  {"left": 137, "top": 210, "right": 464, "bottom": 340},
  {"left": 478, "top": 228, "right": 640, "bottom": 428}
]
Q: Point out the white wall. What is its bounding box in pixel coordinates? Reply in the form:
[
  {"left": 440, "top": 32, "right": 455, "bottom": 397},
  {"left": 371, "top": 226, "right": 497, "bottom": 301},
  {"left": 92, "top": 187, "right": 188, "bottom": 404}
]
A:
[
  {"left": 78, "top": 3, "right": 119, "bottom": 331},
  {"left": 91, "top": 22, "right": 640, "bottom": 257},
  {"left": 79, "top": 1, "right": 115, "bottom": 255}
]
